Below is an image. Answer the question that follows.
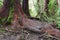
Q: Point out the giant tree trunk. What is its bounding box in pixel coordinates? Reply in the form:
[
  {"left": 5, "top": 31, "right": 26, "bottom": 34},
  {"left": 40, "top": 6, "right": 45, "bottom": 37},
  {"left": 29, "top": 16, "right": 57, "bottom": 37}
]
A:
[{"left": 11, "top": 0, "right": 25, "bottom": 28}]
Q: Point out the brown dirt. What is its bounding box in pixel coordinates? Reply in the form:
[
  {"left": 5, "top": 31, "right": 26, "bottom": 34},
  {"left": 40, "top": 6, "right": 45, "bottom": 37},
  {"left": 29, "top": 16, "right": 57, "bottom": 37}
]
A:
[{"left": 0, "top": 26, "right": 60, "bottom": 40}]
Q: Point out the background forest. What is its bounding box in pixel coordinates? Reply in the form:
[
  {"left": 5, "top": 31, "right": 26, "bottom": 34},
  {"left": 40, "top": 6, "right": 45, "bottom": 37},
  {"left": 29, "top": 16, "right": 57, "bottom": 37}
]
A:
[
  {"left": 0, "top": 0, "right": 60, "bottom": 28},
  {"left": 0, "top": 0, "right": 60, "bottom": 40}
]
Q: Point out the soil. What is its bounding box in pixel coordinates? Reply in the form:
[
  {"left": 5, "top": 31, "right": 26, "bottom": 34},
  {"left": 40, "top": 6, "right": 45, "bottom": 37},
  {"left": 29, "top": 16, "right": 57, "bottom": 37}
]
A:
[{"left": 0, "top": 26, "right": 60, "bottom": 40}]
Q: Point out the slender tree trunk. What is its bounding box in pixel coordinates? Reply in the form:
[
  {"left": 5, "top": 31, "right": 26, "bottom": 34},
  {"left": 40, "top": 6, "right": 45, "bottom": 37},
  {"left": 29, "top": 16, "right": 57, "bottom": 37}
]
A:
[
  {"left": 57, "top": 0, "right": 60, "bottom": 8},
  {"left": 44, "top": 0, "right": 49, "bottom": 14},
  {"left": 22, "top": 0, "right": 30, "bottom": 17}
]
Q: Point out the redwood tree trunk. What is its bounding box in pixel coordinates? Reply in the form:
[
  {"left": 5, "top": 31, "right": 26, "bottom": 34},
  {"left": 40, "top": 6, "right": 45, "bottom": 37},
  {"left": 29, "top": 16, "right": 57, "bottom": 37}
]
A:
[{"left": 11, "top": 0, "right": 25, "bottom": 28}]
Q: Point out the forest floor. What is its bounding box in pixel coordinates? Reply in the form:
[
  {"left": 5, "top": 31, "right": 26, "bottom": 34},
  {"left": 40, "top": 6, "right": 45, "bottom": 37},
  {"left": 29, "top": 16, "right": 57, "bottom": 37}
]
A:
[{"left": 0, "top": 25, "right": 60, "bottom": 40}]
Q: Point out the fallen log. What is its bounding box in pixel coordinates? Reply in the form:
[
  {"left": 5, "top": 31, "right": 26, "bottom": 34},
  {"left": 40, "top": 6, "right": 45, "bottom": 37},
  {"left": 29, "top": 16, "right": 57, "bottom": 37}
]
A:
[{"left": 23, "top": 19, "right": 60, "bottom": 38}]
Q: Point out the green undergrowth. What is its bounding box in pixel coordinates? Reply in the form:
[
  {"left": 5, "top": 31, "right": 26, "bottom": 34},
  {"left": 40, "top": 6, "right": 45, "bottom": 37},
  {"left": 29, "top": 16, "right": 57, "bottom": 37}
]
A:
[{"left": 0, "top": 0, "right": 60, "bottom": 28}]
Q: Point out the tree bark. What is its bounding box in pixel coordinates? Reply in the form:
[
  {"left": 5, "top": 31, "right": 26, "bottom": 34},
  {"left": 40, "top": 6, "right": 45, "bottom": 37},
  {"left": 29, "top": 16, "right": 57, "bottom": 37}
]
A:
[
  {"left": 44, "top": 0, "right": 49, "bottom": 14},
  {"left": 11, "top": 0, "right": 25, "bottom": 28},
  {"left": 0, "top": 0, "right": 11, "bottom": 25},
  {"left": 22, "top": 0, "right": 30, "bottom": 17},
  {"left": 0, "top": 0, "right": 11, "bottom": 18}
]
